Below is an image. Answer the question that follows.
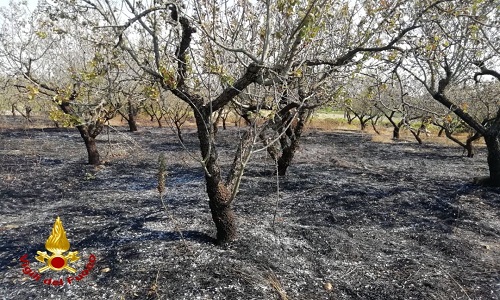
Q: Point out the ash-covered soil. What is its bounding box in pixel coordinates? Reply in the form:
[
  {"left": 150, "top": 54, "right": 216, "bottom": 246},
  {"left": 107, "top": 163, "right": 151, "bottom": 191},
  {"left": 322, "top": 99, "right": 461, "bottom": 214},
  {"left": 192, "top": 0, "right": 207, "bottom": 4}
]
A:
[{"left": 1, "top": 115, "right": 499, "bottom": 300}]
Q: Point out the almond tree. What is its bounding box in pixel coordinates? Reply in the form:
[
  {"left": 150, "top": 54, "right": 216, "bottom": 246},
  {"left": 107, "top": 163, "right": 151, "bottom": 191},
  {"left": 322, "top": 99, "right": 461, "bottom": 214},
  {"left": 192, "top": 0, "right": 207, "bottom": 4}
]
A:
[
  {"left": 400, "top": 0, "right": 500, "bottom": 186},
  {"left": 0, "top": 1, "right": 131, "bottom": 165},
  {"left": 59, "top": 0, "right": 335, "bottom": 244},
  {"left": 253, "top": 0, "right": 448, "bottom": 175}
]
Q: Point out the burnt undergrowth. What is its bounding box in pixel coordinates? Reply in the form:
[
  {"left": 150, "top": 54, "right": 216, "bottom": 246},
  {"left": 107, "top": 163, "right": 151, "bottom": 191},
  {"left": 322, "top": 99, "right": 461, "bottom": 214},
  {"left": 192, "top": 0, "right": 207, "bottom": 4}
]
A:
[{"left": 1, "top": 117, "right": 499, "bottom": 299}]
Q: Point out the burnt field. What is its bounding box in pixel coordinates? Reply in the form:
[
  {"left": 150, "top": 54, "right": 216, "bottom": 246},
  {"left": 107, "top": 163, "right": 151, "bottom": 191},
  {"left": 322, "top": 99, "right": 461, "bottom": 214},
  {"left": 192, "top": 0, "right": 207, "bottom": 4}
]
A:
[{"left": 1, "top": 115, "right": 499, "bottom": 300}]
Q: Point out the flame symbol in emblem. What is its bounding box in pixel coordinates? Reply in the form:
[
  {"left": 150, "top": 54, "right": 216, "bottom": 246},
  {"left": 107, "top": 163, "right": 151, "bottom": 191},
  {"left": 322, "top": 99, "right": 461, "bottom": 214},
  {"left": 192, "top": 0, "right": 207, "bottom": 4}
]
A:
[{"left": 35, "top": 217, "right": 80, "bottom": 273}]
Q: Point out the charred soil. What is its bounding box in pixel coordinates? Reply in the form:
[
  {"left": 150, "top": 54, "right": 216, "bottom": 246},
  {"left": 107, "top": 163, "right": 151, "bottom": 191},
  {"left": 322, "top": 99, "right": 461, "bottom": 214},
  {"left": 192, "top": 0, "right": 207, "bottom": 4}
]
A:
[{"left": 1, "top": 115, "right": 499, "bottom": 299}]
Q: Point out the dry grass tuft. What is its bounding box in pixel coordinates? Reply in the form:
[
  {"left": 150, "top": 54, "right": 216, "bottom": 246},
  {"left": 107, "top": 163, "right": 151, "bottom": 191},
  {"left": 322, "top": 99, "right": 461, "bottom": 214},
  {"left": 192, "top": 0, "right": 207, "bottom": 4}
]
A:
[{"left": 266, "top": 272, "right": 288, "bottom": 300}]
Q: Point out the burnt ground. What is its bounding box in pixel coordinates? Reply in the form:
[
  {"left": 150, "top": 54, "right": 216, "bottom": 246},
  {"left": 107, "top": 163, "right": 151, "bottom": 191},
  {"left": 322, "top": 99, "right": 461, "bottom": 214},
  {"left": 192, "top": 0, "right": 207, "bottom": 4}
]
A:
[{"left": 0, "top": 115, "right": 499, "bottom": 300}]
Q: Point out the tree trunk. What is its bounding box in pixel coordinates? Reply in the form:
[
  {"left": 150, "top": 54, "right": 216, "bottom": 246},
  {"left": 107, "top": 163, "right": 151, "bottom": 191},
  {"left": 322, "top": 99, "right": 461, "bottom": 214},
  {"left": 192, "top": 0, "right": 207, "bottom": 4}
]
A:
[
  {"left": 194, "top": 110, "right": 236, "bottom": 244},
  {"left": 464, "top": 132, "right": 481, "bottom": 158},
  {"left": 484, "top": 133, "right": 500, "bottom": 187},
  {"left": 83, "top": 135, "right": 100, "bottom": 165},
  {"left": 360, "top": 119, "right": 368, "bottom": 131},
  {"left": 207, "top": 182, "right": 236, "bottom": 244},
  {"left": 127, "top": 114, "right": 138, "bottom": 132},
  {"left": 371, "top": 116, "right": 381, "bottom": 135},
  {"left": 409, "top": 128, "right": 423, "bottom": 144},
  {"left": 126, "top": 100, "right": 138, "bottom": 132},
  {"left": 277, "top": 150, "right": 292, "bottom": 176},
  {"left": 76, "top": 126, "right": 101, "bottom": 165},
  {"left": 222, "top": 117, "right": 227, "bottom": 130},
  {"left": 85, "top": 137, "right": 101, "bottom": 165},
  {"left": 393, "top": 125, "right": 401, "bottom": 139},
  {"left": 345, "top": 111, "right": 354, "bottom": 124}
]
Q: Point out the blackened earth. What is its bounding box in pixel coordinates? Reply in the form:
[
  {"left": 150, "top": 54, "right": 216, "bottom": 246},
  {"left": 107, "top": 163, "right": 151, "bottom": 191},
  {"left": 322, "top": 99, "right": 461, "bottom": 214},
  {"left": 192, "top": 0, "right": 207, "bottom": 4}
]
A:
[{"left": 1, "top": 115, "right": 499, "bottom": 299}]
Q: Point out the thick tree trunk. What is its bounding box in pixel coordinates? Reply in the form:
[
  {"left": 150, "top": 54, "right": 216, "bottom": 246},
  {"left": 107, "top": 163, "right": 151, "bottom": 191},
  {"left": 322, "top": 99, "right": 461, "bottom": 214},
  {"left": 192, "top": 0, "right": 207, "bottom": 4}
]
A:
[
  {"left": 127, "top": 100, "right": 138, "bottom": 132},
  {"left": 484, "top": 133, "right": 500, "bottom": 187},
  {"left": 76, "top": 126, "right": 101, "bottom": 165},
  {"left": 393, "top": 125, "right": 401, "bottom": 139},
  {"left": 84, "top": 137, "right": 100, "bottom": 165},
  {"left": 207, "top": 182, "right": 236, "bottom": 244},
  {"left": 276, "top": 132, "right": 299, "bottom": 176},
  {"left": 194, "top": 110, "right": 236, "bottom": 244},
  {"left": 82, "top": 134, "right": 100, "bottom": 165},
  {"left": 127, "top": 114, "right": 138, "bottom": 132},
  {"left": 360, "top": 119, "right": 368, "bottom": 131},
  {"left": 277, "top": 150, "right": 293, "bottom": 176}
]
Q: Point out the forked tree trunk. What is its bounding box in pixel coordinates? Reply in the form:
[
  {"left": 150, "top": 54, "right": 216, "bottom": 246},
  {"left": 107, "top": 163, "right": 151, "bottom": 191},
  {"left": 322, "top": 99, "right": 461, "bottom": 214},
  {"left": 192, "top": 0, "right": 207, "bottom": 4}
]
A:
[
  {"left": 371, "top": 116, "right": 381, "bottom": 135},
  {"left": 387, "top": 114, "right": 403, "bottom": 140},
  {"left": 360, "top": 118, "right": 368, "bottom": 131},
  {"left": 464, "top": 132, "right": 481, "bottom": 158},
  {"left": 409, "top": 128, "right": 423, "bottom": 144},
  {"left": 484, "top": 133, "right": 500, "bottom": 187}
]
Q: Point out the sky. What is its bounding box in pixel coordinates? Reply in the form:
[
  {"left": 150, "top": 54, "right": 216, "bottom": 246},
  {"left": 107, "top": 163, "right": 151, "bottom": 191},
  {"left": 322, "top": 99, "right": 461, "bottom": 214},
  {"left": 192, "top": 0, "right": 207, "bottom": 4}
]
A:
[{"left": 0, "top": 0, "right": 38, "bottom": 9}]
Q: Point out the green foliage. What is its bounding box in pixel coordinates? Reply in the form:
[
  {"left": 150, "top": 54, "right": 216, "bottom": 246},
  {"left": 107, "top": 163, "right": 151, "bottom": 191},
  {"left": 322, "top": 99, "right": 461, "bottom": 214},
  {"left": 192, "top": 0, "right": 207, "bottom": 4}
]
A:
[
  {"left": 277, "top": 0, "right": 300, "bottom": 17},
  {"left": 26, "top": 86, "right": 39, "bottom": 100},
  {"left": 159, "top": 65, "right": 177, "bottom": 88},
  {"left": 49, "top": 108, "right": 82, "bottom": 127},
  {"left": 35, "top": 31, "right": 48, "bottom": 39},
  {"left": 144, "top": 85, "right": 160, "bottom": 100}
]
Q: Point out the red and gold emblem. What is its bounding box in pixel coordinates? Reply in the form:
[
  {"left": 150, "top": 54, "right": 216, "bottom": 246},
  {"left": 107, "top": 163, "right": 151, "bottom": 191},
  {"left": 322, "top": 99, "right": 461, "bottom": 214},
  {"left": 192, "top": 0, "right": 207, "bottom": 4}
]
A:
[{"left": 35, "top": 217, "right": 80, "bottom": 273}]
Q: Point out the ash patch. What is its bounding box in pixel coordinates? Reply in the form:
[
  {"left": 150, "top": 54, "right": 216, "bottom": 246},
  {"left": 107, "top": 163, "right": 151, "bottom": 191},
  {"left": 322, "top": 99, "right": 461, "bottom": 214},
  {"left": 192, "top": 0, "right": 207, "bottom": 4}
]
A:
[{"left": 0, "top": 122, "right": 499, "bottom": 299}]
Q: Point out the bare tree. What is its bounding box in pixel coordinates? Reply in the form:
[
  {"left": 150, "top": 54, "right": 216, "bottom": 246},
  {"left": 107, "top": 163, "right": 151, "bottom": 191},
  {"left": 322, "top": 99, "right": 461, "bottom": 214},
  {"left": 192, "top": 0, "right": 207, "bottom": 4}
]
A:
[
  {"left": 67, "top": 0, "right": 333, "bottom": 244},
  {"left": 400, "top": 0, "right": 500, "bottom": 185},
  {"left": 164, "top": 97, "right": 191, "bottom": 143},
  {"left": 0, "top": 1, "right": 139, "bottom": 165}
]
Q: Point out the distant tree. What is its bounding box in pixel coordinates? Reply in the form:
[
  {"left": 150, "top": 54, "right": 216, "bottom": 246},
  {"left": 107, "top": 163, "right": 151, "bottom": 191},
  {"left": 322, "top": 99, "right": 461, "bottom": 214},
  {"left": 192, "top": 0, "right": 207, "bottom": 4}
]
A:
[
  {"left": 258, "top": 79, "right": 322, "bottom": 176},
  {"left": 372, "top": 72, "right": 423, "bottom": 140},
  {"left": 343, "top": 76, "right": 381, "bottom": 131},
  {"left": 400, "top": 0, "right": 500, "bottom": 186},
  {"left": 0, "top": 1, "right": 131, "bottom": 165},
  {"left": 142, "top": 82, "right": 168, "bottom": 128},
  {"left": 245, "top": 0, "right": 436, "bottom": 175},
  {"left": 164, "top": 97, "right": 190, "bottom": 143},
  {"left": 115, "top": 80, "right": 145, "bottom": 132}
]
